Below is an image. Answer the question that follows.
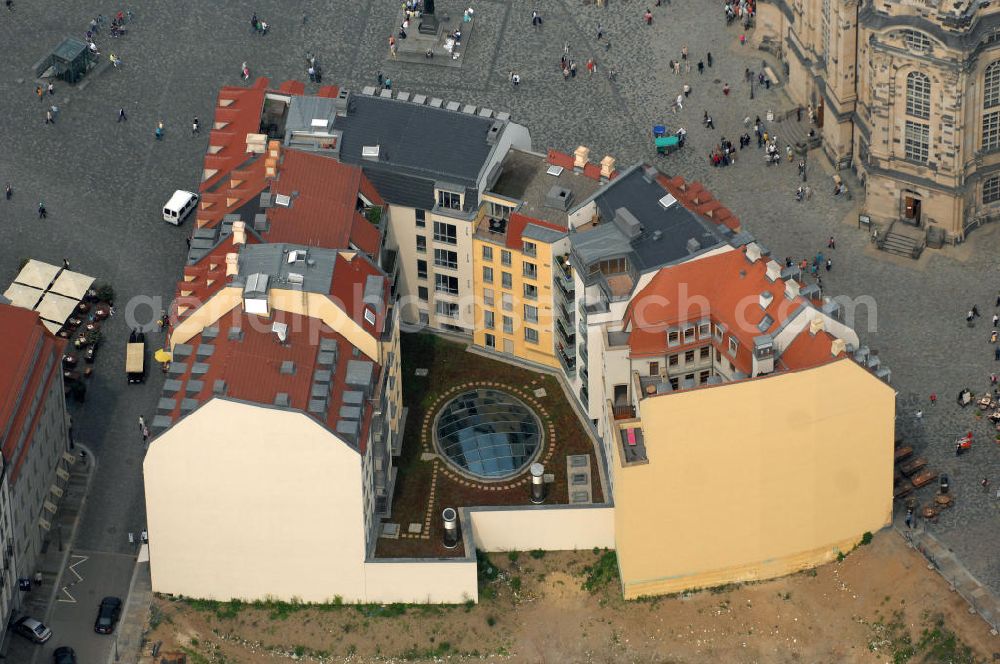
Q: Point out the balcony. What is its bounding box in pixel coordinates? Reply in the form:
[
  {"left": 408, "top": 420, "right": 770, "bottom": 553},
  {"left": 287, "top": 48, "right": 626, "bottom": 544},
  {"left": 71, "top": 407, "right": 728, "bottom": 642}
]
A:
[
  {"left": 577, "top": 320, "right": 588, "bottom": 340},
  {"left": 579, "top": 343, "right": 588, "bottom": 364},
  {"left": 612, "top": 403, "right": 636, "bottom": 420},
  {"left": 558, "top": 298, "right": 576, "bottom": 325},
  {"left": 618, "top": 425, "right": 648, "bottom": 465},
  {"left": 558, "top": 344, "right": 576, "bottom": 374},
  {"left": 556, "top": 317, "right": 575, "bottom": 345},
  {"left": 555, "top": 272, "right": 574, "bottom": 300}
]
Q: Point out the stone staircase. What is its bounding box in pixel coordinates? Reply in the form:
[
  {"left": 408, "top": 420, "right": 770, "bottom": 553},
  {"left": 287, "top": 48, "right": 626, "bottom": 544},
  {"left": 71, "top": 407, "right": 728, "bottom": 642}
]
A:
[
  {"left": 771, "top": 111, "right": 821, "bottom": 154},
  {"left": 877, "top": 222, "right": 925, "bottom": 259}
]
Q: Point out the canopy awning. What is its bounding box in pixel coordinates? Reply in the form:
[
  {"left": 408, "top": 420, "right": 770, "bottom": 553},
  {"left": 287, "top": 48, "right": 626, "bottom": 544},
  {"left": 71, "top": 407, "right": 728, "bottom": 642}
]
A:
[
  {"left": 50, "top": 269, "right": 95, "bottom": 300},
  {"left": 39, "top": 319, "right": 63, "bottom": 335},
  {"left": 35, "top": 292, "right": 79, "bottom": 326},
  {"left": 2, "top": 283, "right": 44, "bottom": 310},
  {"left": 15, "top": 259, "right": 60, "bottom": 290}
]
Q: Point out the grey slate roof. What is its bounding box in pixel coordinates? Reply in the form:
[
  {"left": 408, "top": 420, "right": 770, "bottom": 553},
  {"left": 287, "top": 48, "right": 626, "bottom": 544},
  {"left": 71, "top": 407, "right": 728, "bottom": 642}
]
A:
[
  {"left": 522, "top": 223, "right": 566, "bottom": 244},
  {"left": 236, "top": 243, "right": 339, "bottom": 294}
]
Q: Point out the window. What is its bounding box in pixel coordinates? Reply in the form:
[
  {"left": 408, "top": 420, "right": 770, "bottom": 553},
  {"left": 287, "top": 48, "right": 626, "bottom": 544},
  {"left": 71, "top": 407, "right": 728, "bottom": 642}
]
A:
[
  {"left": 821, "top": 0, "right": 831, "bottom": 67},
  {"left": 902, "top": 29, "right": 931, "bottom": 52},
  {"left": 501, "top": 250, "right": 512, "bottom": 267},
  {"left": 483, "top": 288, "right": 494, "bottom": 306},
  {"left": 433, "top": 221, "right": 457, "bottom": 244},
  {"left": 418, "top": 286, "right": 428, "bottom": 301},
  {"left": 716, "top": 349, "right": 722, "bottom": 362},
  {"left": 713, "top": 324, "right": 724, "bottom": 341},
  {"left": 987, "top": 62, "right": 1000, "bottom": 109},
  {"left": 484, "top": 310, "right": 495, "bottom": 329},
  {"left": 523, "top": 241, "right": 537, "bottom": 257},
  {"left": 437, "top": 190, "right": 461, "bottom": 210},
  {"left": 417, "top": 259, "right": 427, "bottom": 279},
  {"left": 728, "top": 337, "right": 739, "bottom": 356},
  {"left": 485, "top": 333, "right": 496, "bottom": 348},
  {"left": 419, "top": 311, "right": 429, "bottom": 325},
  {"left": 728, "top": 360, "right": 735, "bottom": 372},
  {"left": 489, "top": 201, "right": 512, "bottom": 220},
  {"left": 523, "top": 262, "right": 537, "bottom": 279},
  {"left": 905, "top": 72, "right": 930, "bottom": 119},
  {"left": 502, "top": 272, "right": 512, "bottom": 289},
  {"left": 482, "top": 246, "right": 493, "bottom": 261},
  {"left": 668, "top": 330, "right": 680, "bottom": 345},
  {"left": 524, "top": 305, "right": 538, "bottom": 323},
  {"left": 435, "top": 301, "right": 460, "bottom": 318},
  {"left": 524, "top": 327, "right": 539, "bottom": 344},
  {"left": 985, "top": 176, "right": 1000, "bottom": 203},
  {"left": 668, "top": 354, "right": 678, "bottom": 367},
  {"left": 502, "top": 293, "right": 513, "bottom": 312},
  {"left": 699, "top": 370, "right": 711, "bottom": 384},
  {"left": 684, "top": 373, "right": 695, "bottom": 382},
  {"left": 684, "top": 350, "right": 695, "bottom": 363},
  {"left": 683, "top": 326, "right": 695, "bottom": 343},
  {"left": 698, "top": 323, "right": 711, "bottom": 338},
  {"left": 415, "top": 209, "right": 426, "bottom": 227},
  {"left": 483, "top": 266, "right": 494, "bottom": 284},
  {"left": 524, "top": 283, "right": 538, "bottom": 300},
  {"left": 669, "top": 377, "right": 679, "bottom": 390},
  {"left": 649, "top": 361, "right": 660, "bottom": 375},
  {"left": 700, "top": 346, "right": 710, "bottom": 360},
  {"left": 416, "top": 236, "right": 427, "bottom": 253},
  {"left": 435, "top": 274, "right": 459, "bottom": 295},
  {"left": 904, "top": 121, "right": 929, "bottom": 162},
  {"left": 503, "top": 315, "right": 514, "bottom": 334},
  {"left": 434, "top": 248, "right": 458, "bottom": 269},
  {"left": 984, "top": 112, "right": 1000, "bottom": 152}
]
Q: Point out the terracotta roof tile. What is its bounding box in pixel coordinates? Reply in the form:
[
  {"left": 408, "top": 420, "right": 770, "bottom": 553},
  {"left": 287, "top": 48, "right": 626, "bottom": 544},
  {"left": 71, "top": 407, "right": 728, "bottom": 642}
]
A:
[{"left": 505, "top": 212, "right": 567, "bottom": 250}]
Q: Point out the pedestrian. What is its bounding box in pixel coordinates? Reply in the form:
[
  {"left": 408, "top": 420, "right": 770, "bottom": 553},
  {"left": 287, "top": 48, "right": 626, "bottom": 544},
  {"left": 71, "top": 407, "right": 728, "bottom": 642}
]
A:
[
  {"left": 377, "top": 71, "right": 384, "bottom": 88},
  {"left": 644, "top": 8, "right": 653, "bottom": 24},
  {"left": 914, "top": 409, "right": 923, "bottom": 421},
  {"left": 673, "top": 94, "right": 683, "bottom": 112},
  {"left": 138, "top": 415, "right": 145, "bottom": 431},
  {"left": 308, "top": 65, "right": 316, "bottom": 82},
  {"left": 929, "top": 392, "right": 937, "bottom": 405},
  {"left": 683, "top": 83, "right": 691, "bottom": 97},
  {"left": 994, "top": 346, "right": 999, "bottom": 361},
  {"left": 4, "top": 184, "right": 11, "bottom": 200},
  {"left": 828, "top": 235, "right": 836, "bottom": 249},
  {"left": 825, "top": 258, "right": 832, "bottom": 271},
  {"left": 155, "top": 121, "right": 164, "bottom": 140},
  {"left": 35, "top": 85, "right": 43, "bottom": 102},
  {"left": 596, "top": 23, "right": 604, "bottom": 40},
  {"left": 706, "top": 115, "right": 714, "bottom": 129},
  {"left": 973, "top": 304, "right": 981, "bottom": 318},
  {"left": 117, "top": 107, "right": 127, "bottom": 122},
  {"left": 739, "top": 33, "right": 746, "bottom": 46},
  {"left": 62, "top": 258, "right": 70, "bottom": 269},
  {"left": 681, "top": 44, "right": 688, "bottom": 60},
  {"left": 982, "top": 477, "right": 990, "bottom": 492},
  {"left": 5, "top": 0, "right": 12, "bottom": 10},
  {"left": 385, "top": 77, "right": 392, "bottom": 90},
  {"left": 185, "top": 236, "right": 191, "bottom": 249},
  {"left": 192, "top": 117, "right": 199, "bottom": 134},
  {"left": 570, "top": 60, "right": 577, "bottom": 77},
  {"left": 110, "top": 53, "right": 121, "bottom": 68},
  {"left": 995, "top": 290, "right": 1000, "bottom": 307},
  {"left": 991, "top": 330, "right": 998, "bottom": 343},
  {"left": 47, "top": 83, "right": 54, "bottom": 95},
  {"left": 707, "top": 51, "right": 713, "bottom": 67},
  {"left": 697, "top": 60, "right": 704, "bottom": 74},
  {"left": 968, "top": 309, "right": 975, "bottom": 322},
  {"left": 723, "top": 83, "right": 730, "bottom": 96},
  {"left": 38, "top": 202, "right": 47, "bottom": 219},
  {"left": 531, "top": 9, "right": 542, "bottom": 27},
  {"left": 904, "top": 508, "right": 913, "bottom": 529},
  {"left": 510, "top": 71, "right": 521, "bottom": 86},
  {"left": 389, "top": 36, "right": 397, "bottom": 59},
  {"left": 45, "top": 109, "right": 53, "bottom": 125},
  {"left": 242, "top": 61, "right": 251, "bottom": 80}
]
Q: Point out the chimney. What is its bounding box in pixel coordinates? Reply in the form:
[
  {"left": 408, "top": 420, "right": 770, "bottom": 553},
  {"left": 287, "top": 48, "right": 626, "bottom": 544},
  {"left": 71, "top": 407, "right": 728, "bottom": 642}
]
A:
[
  {"left": 830, "top": 338, "right": 847, "bottom": 356},
  {"left": 759, "top": 291, "right": 773, "bottom": 310},
  {"left": 225, "top": 252, "right": 240, "bottom": 277},
  {"left": 232, "top": 220, "right": 247, "bottom": 246},
  {"left": 745, "top": 242, "right": 762, "bottom": 263},
  {"left": 268, "top": 139, "right": 281, "bottom": 159},
  {"left": 785, "top": 279, "right": 801, "bottom": 299},
  {"left": 265, "top": 156, "right": 278, "bottom": 178},
  {"left": 809, "top": 317, "right": 824, "bottom": 336},
  {"left": 765, "top": 260, "right": 782, "bottom": 282},
  {"left": 573, "top": 145, "right": 590, "bottom": 172},
  {"left": 600, "top": 155, "right": 616, "bottom": 181}
]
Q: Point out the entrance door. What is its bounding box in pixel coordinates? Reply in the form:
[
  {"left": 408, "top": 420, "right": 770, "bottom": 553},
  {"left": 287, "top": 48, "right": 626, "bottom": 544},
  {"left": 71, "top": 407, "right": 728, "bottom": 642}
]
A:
[
  {"left": 503, "top": 339, "right": 514, "bottom": 354},
  {"left": 903, "top": 196, "right": 922, "bottom": 226}
]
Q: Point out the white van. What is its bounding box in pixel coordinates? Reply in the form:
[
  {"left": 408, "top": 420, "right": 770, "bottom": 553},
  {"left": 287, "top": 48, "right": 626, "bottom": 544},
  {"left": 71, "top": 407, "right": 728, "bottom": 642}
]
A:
[{"left": 163, "top": 190, "right": 199, "bottom": 225}]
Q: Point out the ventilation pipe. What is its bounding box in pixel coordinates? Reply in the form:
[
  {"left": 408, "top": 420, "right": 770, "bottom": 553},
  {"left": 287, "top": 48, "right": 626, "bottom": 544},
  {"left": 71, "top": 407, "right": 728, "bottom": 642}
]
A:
[
  {"left": 442, "top": 508, "right": 459, "bottom": 549},
  {"left": 530, "top": 463, "right": 546, "bottom": 504}
]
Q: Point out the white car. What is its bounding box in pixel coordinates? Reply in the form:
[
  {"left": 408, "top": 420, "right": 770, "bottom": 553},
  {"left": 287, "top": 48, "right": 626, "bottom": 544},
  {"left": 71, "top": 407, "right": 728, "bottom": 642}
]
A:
[{"left": 13, "top": 616, "right": 52, "bottom": 644}]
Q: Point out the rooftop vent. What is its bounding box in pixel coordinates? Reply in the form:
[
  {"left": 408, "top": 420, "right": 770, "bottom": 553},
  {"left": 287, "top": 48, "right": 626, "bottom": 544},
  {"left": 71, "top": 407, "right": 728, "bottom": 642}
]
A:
[
  {"left": 686, "top": 237, "right": 701, "bottom": 254},
  {"left": 310, "top": 118, "right": 329, "bottom": 129},
  {"left": 486, "top": 121, "right": 504, "bottom": 145},
  {"left": 274, "top": 193, "right": 291, "bottom": 207},
  {"left": 287, "top": 272, "right": 305, "bottom": 286},
  {"left": 613, "top": 208, "right": 643, "bottom": 239},
  {"left": 785, "top": 279, "right": 801, "bottom": 299},
  {"left": 652, "top": 230, "right": 663, "bottom": 241},
  {"left": 280, "top": 360, "right": 295, "bottom": 375},
  {"left": 362, "top": 145, "right": 380, "bottom": 160},
  {"left": 745, "top": 242, "right": 762, "bottom": 263},
  {"left": 274, "top": 393, "right": 290, "bottom": 407},
  {"left": 546, "top": 165, "right": 564, "bottom": 177},
  {"left": 658, "top": 194, "right": 677, "bottom": 209},
  {"left": 287, "top": 249, "right": 305, "bottom": 263},
  {"left": 545, "top": 185, "right": 573, "bottom": 211},
  {"left": 272, "top": 321, "right": 288, "bottom": 343},
  {"left": 809, "top": 317, "right": 824, "bottom": 336}
]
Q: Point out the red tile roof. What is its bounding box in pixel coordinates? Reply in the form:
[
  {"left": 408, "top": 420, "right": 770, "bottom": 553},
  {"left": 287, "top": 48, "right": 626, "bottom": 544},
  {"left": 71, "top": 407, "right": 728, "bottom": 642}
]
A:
[
  {"left": 265, "top": 150, "right": 382, "bottom": 256},
  {"left": 330, "top": 251, "right": 390, "bottom": 337},
  {"left": 504, "top": 212, "right": 567, "bottom": 250},
  {"left": 656, "top": 174, "right": 742, "bottom": 232},
  {"left": 546, "top": 149, "right": 619, "bottom": 181},
  {"left": 173, "top": 233, "right": 260, "bottom": 324},
  {"left": 779, "top": 327, "right": 843, "bottom": 370},
  {"left": 200, "top": 80, "right": 269, "bottom": 193}
]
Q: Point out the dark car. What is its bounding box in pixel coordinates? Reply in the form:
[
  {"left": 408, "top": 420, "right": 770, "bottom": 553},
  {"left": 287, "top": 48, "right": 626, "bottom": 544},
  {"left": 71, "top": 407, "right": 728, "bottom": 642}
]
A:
[
  {"left": 53, "top": 647, "right": 77, "bottom": 664},
  {"left": 12, "top": 616, "right": 52, "bottom": 644},
  {"left": 94, "top": 596, "right": 122, "bottom": 634}
]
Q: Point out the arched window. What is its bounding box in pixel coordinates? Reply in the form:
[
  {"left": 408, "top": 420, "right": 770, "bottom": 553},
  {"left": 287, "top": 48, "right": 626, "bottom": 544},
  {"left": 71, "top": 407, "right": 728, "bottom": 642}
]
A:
[
  {"left": 984, "top": 176, "right": 1000, "bottom": 204},
  {"left": 902, "top": 29, "right": 931, "bottom": 52},
  {"left": 983, "top": 63, "right": 1000, "bottom": 151},
  {"left": 905, "top": 72, "right": 930, "bottom": 119}
]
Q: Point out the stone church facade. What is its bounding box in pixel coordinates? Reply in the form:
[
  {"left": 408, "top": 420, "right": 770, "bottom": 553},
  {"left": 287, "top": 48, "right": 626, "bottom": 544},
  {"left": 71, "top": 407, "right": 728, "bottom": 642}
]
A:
[{"left": 758, "top": 0, "right": 1000, "bottom": 240}]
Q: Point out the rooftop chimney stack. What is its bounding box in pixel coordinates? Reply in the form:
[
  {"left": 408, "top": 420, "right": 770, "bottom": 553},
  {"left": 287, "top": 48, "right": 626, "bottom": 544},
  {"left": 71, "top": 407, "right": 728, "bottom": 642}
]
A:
[
  {"left": 830, "top": 338, "right": 847, "bottom": 356},
  {"left": 785, "top": 279, "right": 801, "bottom": 300},
  {"left": 232, "top": 220, "right": 247, "bottom": 246},
  {"left": 809, "top": 316, "right": 824, "bottom": 336},
  {"left": 745, "top": 242, "right": 762, "bottom": 263},
  {"left": 573, "top": 145, "right": 590, "bottom": 172},
  {"left": 225, "top": 253, "right": 240, "bottom": 277},
  {"left": 599, "top": 155, "right": 616, "bottom": 182}
]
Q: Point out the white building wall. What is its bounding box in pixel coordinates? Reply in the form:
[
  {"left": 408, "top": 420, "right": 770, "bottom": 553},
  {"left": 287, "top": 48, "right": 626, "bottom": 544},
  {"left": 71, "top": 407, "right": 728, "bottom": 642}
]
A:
[
  {"left": 467, "top": 505, "right": 615, "bottom": 552},
  {"left": 364, "top": 560, "right": 478, "bottom": 604}
]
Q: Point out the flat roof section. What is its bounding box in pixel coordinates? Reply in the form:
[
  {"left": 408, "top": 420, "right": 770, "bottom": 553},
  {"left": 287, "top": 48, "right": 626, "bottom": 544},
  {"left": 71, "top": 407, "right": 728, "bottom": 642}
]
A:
[{"left": 489, "top": 149, "right": 602, "bottom": 227}]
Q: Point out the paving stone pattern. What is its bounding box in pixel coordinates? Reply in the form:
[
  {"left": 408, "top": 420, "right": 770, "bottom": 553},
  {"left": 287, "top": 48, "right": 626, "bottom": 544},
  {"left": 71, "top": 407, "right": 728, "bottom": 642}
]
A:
[{"left": 0, "top": 0, "right": 997, "bottom": 597}]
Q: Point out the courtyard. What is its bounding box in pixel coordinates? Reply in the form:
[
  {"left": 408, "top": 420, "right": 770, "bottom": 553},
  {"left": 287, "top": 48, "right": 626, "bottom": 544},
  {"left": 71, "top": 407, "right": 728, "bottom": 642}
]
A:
[{"left": 0, "top": 0, "right": 995, "bottom": 642}]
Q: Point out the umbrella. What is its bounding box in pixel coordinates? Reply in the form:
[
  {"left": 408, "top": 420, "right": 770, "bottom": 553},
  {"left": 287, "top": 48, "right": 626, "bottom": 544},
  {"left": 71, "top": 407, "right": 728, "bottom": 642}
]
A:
[
  {"left": 50, "top": 269, "right": 95, "bottom": 300},
  {"left": 2, "top": 283, "right": 44, "bottom": 310},
  {"left": 14, "top": 259, "right": 60, "bottom": 290},
  {"left": 154, "top": 349, "right": 173, "bottom": 363},
  {"left": 35, "top": 292, "right": 80, "bottom": 326}
]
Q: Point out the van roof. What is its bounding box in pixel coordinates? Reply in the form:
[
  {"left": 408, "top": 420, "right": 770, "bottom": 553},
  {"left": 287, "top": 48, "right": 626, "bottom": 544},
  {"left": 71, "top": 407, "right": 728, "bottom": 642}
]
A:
[{"left": 166, "top": 190, "right": 197, "bottom": 209}]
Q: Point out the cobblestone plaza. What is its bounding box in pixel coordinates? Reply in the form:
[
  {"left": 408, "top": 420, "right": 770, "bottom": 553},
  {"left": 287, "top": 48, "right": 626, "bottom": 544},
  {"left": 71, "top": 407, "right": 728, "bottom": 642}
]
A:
[{"left": 0, "top": 0, "right": 997, "bottom": 599}]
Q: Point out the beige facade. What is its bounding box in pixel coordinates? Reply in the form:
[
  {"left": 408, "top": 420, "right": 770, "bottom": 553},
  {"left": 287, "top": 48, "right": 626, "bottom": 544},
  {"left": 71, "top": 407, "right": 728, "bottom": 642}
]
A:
[
  {"left": 613, "top": 360, "right": 894, "bottom": 598},
  {"left": 758, "top": 0, "right": 1000, "bottom": 238}
]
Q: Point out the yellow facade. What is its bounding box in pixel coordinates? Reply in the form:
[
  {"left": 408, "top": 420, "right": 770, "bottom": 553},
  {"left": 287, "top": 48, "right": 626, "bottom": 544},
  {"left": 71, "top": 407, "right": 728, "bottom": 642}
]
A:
[
  {"left": 471, "top": 216, "right": 561, "bottom": 369},
  {"left": 613, "top": 359, "right": 894, "bottom": 598}
]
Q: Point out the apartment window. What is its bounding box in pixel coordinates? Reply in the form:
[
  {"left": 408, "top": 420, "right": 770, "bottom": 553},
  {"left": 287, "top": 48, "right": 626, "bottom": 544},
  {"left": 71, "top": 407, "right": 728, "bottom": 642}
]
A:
[
  {"left": 700, "top": 346, "right": 710, "bottom": 360},
  {"left": 484, "top": 310, "right": 495, "bottom": 329},
  {"left": 524, "top": 305, "right": 538, "bottom": 324},
  {"left": 435, "top": 301, "right": 459, "bottom": 318},
  {"left": 485, "top": 333, "right": 496, "bottom": 348},
  {"left": 669, "top": 377, "right": 679, "bottom": 390},
  {"left": 984, "top": 112, "right": 1000, "bottom": 152},
  {"left": 502, "top": 292, "right": 513, "bottom": 312},
  {"left": 483, "top": 266, "right": 494, "bottom": 284},
  {"left": 415, "top": 209, "right": 426, "bottom": 227},
  {"left": 434, "top": 248, "right": 458, "bottom": 269},
  {"left": 501, "top": 250, "right": 512, "bottom": 267},
  {"left": 728, "top": 337, "right": 739, "bottom": 356},
  {"left": 716, "top": 349, "right": 722, "bottom": 362},
  {"left": 433, "top": 221, "right": 457, "bottom": 244},
  {"left": 905, "top": 72, "right": 930, "bottom": 119},
  {"left": 649, "top": 361, "right": 660, "bottom": 375},
  {"left": 728, "top": 360, "right": 735, "bottom": 372},
  {"left": 483, "top": 288, "right": 495, "bottom": 306},
  {"left": 699, "top": 370, "right": 711, "bottom": 384},
  {"left": 684, "top": 349, "right": 695, "bottom": 363},
  {"left": 698, "top": 323, "right": 711, "bottom": 339},
  {"left": 416, "top": 236, "right": 427, "bottom": 253},
  {"left": 904, "top": 121, "right": 929, "bottom": 162},
  {"left": 902, "top": 29, "right": 931, "bottom": 52},
  {"left": 503, "top": 315, "right": 514, "bottom": 334},
  {"left": 713, "top": 325, "right": 724, "bottom": 341},
  {"left": 522, "top": 261, "right": 537, "bottom": 279},
  {"left": 684, "top": 373, "right": 695, "bottom": 382},
  {"left": 524, "top": 283, "right": 538, "bottom": 300},
  {"left": 668, "top": 330, "right": 680, "bottom": 345},
  {"left": 419, "top": 311, "right": 429, "bottom": 325},
  {"left": 524, "top": 327, "right": 539, "bottom": 344},
  {"left": 490, "top": 201, "right": 513, "bottom": 220},
  {"left": 523, "top": 241, "right": 537, "bottom": 257},
  {"left": 502, "top": 272, "right": 512, "bottom": 289},
  {"left": 668, "top": 354, "right": 678, "bottom": 367},
  {"left": 437, "top": 190, "right": 461, "bottom": 210},
  {"left": 482, "top": 246, "right": 493, "bottom": 261},
  {"left": 417, "top": 259, "right": 427, "bottom": 279},
  {"left": 821, "top": 0, "right": 831, "bottom": 67},
  {"left": 683, "top": 326, "right": 695, "bottom": 343},
  {"left": 985, "top": 176, "right": 1000, "bottom": 204},
  {"left": 435, "top": 274, "right": 459, "bottom": 295},
  {"left": 418, "top": 286, "right": 428, "bottom": 301}
]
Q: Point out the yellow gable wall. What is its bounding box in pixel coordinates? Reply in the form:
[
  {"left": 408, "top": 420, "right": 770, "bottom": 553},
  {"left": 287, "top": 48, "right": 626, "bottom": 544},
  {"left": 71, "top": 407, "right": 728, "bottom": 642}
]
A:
[{"left": 616, "top": 359, "right": 894, "bottom": 598}]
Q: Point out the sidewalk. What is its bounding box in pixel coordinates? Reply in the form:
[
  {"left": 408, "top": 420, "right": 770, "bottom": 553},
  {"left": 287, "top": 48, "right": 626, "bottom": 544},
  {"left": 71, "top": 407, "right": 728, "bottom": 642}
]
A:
[
  {"left": 110, "top": 551, "right": 152, "bottom": 664},
  {"left": 1, "top": 445, "right": 95, "bottom": 663}
]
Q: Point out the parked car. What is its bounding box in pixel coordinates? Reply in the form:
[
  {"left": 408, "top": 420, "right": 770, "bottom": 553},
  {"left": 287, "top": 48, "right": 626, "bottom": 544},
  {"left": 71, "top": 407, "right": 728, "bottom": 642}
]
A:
[
  {"left": 53, "top": 646, "right": 77, "bottom": 664},
  {"left": 94, "top": 596, "right": 123, "bottom": 634},
  {"left": 13, "top": 616, "right": 52, "bottom": 643}
]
